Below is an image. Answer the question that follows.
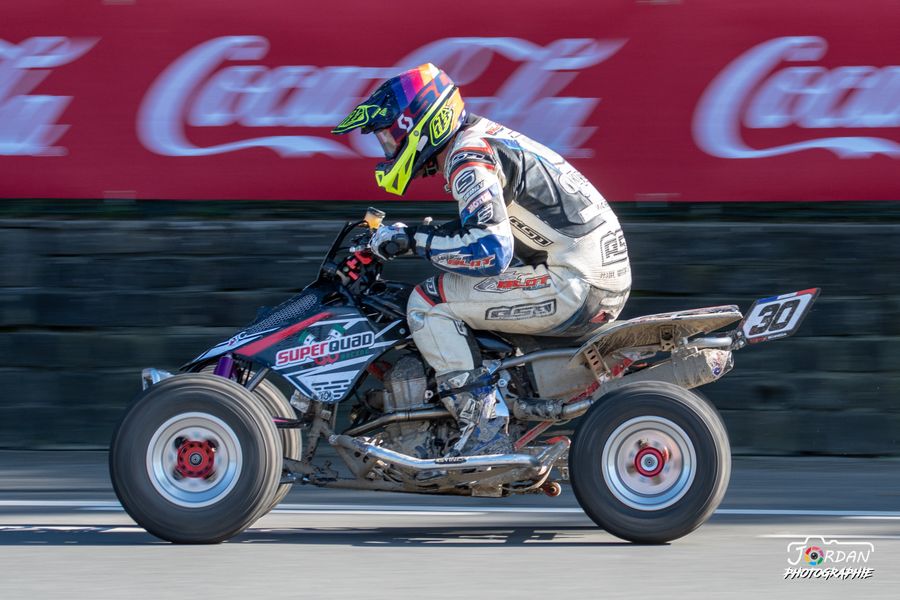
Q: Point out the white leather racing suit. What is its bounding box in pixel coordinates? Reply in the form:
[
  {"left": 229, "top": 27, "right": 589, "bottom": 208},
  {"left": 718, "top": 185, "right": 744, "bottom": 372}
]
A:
[{"left": 407, "top": 115, "right": 632, "bottom": 375}]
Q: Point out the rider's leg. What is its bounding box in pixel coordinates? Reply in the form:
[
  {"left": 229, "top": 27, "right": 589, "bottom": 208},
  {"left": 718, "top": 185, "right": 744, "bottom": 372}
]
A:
[
  {"left": 406, "top": 281, "right": 506, "bottom": 455},
  {"left": 407, "top": 266, "right": 627, "bottom": 454},
  {"left": 436, "top": 367, "right": 510, "bottom": 455},
  {"left": 411, "top": 266, "right": 623, "bottom": 340}
]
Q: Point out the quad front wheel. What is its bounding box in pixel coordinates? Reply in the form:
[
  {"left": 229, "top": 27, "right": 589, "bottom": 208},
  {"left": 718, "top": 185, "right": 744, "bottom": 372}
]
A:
[
  {"left": 570, "top": 381, "right": 731, "bottom": 544},
  {"left": 109, "top": 374, "right": 282, "bottom": 544},
  {"left": 251, "top": 379, "right": 301, "bottom": 511},
  {"left": 199, "top": 366, "right": 302, "bottom": 512}
]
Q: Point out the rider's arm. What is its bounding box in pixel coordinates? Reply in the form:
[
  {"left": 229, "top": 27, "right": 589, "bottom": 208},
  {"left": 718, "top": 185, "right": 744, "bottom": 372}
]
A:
[{"left": 411, "top": 159, "right": 513, "bottom": 277}]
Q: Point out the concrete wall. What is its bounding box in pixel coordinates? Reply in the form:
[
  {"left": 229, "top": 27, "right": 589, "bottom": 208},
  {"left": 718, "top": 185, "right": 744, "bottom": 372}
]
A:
[{"left": 2, "top": 217, "right": 898, "bottom": 453}]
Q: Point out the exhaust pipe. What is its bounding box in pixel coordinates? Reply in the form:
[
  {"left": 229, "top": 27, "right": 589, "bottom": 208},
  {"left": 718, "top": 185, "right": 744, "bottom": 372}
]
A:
[
  {"left": 342, "top": 407, "right": 451, "bottom": 437},
  {"left": 329, "top": 434, "right": 542, "bottom": 472},
  {"left": 511, "top": 397, "right": 592, "bottom": 421},
  {"left": 517, "top": 348, "right": 735, "bottom": 421}
]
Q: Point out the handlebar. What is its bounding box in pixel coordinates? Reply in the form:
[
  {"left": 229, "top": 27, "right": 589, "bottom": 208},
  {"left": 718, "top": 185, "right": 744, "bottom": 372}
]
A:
[
  {"left": 316, "top": 208, "right": 388, "bottom": 291},
  {"left": 315, "top": 207, "right": 435, "bottom": 300}
]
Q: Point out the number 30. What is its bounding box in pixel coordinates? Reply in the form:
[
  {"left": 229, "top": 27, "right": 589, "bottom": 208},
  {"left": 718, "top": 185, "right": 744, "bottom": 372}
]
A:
[{"left": 748, "top": 299, "right": 800, "bottom": 336}]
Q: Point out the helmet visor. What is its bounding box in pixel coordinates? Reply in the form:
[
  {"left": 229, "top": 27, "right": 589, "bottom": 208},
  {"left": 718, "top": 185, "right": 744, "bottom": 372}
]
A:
[{"left": 374, "top": 128, "right": 401, "bottom": 159}]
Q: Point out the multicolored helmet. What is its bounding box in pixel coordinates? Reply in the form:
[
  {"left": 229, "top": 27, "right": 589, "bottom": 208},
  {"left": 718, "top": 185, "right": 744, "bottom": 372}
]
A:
[{"left": 332, "top": 63, "right": 466, "bottom": 196}]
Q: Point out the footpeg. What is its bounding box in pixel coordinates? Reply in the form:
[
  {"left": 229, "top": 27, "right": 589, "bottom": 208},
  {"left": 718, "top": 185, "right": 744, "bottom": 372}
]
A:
[
  {"left": 415, "top": 469, "right": 446, "bottom": 482},
  {"left": 541, "top": 481, "right": 562, "bottom": 497},
  {"left": 535, "top": 438, "right": 571, "bottom": 473}
]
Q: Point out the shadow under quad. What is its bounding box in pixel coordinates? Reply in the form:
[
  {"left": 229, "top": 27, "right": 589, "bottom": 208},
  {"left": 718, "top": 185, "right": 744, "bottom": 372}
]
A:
[{"left": 0, "top": 524, "right": 636, "bottom": 548}]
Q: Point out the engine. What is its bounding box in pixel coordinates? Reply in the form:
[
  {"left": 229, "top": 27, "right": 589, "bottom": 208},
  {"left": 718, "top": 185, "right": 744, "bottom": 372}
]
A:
[{"left": 367, "top": 354, "right": 450, "bottom": 458}]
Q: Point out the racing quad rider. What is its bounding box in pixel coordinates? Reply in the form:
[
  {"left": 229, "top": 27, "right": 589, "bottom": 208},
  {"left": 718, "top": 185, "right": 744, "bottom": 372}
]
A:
[{"left": 332, "top": 63, "right": 631, "bottom": 456}]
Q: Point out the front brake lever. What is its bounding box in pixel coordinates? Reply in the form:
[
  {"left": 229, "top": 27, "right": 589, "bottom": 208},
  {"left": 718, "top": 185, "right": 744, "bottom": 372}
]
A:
[{"left": 349, "top": 230, "right": 375, "bottom": 254}]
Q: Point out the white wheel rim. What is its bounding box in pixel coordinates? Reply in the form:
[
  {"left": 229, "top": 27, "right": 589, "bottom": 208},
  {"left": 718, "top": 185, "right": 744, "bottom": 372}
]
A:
[
  {"left": 146, "top": 412, "right": 243, "bottom": 508},
  {"left": 601, "top": 415, "right": 697, "bottom": 511}
]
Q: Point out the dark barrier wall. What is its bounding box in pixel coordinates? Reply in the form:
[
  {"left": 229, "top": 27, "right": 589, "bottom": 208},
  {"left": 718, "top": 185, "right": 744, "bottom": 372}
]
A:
[{"left": 1, "top": 208, "right": 898, "bottom": 453}]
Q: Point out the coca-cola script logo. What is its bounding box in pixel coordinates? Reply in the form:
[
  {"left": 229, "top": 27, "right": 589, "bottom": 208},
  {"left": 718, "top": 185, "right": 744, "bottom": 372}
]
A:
[
  {"left": 0, "top": 37, "right": 97, "bottom": 156},
  {"left": 138, "top": 36, "right": 626, "bottom": 159},
  {"left": 693, "top": 36, "right": 900, "bottom": 159}
]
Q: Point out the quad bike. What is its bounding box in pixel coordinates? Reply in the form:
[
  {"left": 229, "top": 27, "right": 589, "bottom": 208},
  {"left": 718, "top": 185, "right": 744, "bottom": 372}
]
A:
[{"left": 109, "top": 208, "right": 819, "bottom": 544}]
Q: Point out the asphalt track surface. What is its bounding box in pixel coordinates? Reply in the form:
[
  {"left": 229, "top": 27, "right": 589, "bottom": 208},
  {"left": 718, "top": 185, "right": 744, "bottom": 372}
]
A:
[{"left": 1, "top": 452, "right": 899, "bottom": 600}]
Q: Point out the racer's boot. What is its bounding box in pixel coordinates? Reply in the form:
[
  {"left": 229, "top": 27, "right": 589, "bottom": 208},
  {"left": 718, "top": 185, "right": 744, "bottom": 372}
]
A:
[{"left": 438, "top": 368, "right": 512, "bottom": 456}]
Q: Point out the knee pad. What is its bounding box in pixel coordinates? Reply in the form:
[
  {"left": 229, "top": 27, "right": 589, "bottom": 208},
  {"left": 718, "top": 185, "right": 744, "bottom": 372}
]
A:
[{"left": 406, "top": 289, "right": 431, "bottom": 332}]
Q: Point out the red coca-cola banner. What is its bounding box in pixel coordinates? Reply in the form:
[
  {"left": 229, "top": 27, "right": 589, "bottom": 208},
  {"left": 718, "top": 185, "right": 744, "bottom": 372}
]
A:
[{"left": 1, "top": 0, "right": 898, "bottom": 201}]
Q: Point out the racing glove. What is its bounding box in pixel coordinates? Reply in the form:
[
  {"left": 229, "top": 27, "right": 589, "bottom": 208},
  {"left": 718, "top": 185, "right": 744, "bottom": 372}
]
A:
[{"left": 369, "top": 223, "right": 415, "bottom": 261}]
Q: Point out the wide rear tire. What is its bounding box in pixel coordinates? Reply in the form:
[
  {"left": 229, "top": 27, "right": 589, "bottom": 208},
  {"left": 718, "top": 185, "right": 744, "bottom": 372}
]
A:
[
  {"left": 109, "top": 374, "right": 281, "bottom": 544},
  {"left": 570, "top": 382, "right": 731, "bottom": 544}
]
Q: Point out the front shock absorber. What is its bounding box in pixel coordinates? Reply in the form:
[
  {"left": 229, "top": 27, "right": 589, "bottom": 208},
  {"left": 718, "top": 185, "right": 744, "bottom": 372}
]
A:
[{"left": 213, "top": 354, "right": 235, "bottom": 379}]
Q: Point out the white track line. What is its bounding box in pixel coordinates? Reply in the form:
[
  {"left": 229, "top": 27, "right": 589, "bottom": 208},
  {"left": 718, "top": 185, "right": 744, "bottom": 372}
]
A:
[
  {"left": 3, "top": 500, "right": 900, "bottom": 519},
  {"left": 0, "top": 500, "right": 121, "bottom": 508},
  {"left": 759, "top": 533, "right": 900, "bottom": 539},
  {"left": 3, "top": 526, "right": 900, "bottom": 539},
  {"left": 716, "top": 509, "right": 900, "bottom": 517},
  {"left": 273, "top": 510, "right": 485, "bottom": 516},
  {"left": 276, "top": 503, "right": 582, "bottom": 514}
]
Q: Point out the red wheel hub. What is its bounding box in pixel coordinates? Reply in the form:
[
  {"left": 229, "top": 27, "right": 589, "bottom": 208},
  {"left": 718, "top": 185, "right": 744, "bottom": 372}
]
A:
[
  {"left": 634, "top": 446, "right": 666, "bottom": 477},
  {"left": 175, "top": 439, "right": 216, "bottom": 479}
]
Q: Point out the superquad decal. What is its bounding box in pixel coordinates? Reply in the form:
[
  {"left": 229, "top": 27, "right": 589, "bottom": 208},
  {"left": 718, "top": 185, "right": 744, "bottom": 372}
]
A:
[
  {"left": 264, "top": 312, "right": 404, "bottom": 403},
  {"left": 274, "top": 331, "right": 375, "bottom": 368}
]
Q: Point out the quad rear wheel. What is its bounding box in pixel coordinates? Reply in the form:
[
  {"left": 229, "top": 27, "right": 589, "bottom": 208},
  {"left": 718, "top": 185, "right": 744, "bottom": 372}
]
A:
[
  {"left": 570, "top": 382, "right": 731, "bottom": 544},
  {"left": 109, "top": 374, "right": 281, "bottom": 544}
]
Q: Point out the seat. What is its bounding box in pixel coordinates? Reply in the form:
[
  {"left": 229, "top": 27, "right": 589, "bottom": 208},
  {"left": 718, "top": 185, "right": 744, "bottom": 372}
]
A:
[
  {"left": 473, "top": 330, "right": 590, "bottom": 354},
  {"left": 475, "top": 305, "right": 743, "bottom": 358},
  {"left": 575, "top": 305, "right": 743, "bottom": 358},
  {"left": 473, "top": 330, "right": 516, "bottom": 354}
]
